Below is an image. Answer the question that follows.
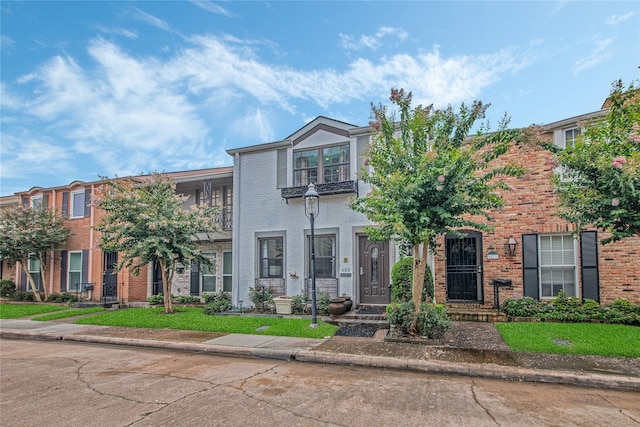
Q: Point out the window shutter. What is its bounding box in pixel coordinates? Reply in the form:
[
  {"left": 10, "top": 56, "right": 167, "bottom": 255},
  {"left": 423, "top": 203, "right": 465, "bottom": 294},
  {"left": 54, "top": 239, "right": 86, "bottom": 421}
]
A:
[
  {"left": 84, "top": 189, "right": 91, "bottom": 217},
  {"left": 190, "top": 261, "right": 200, "bottom": 295},
  {"left": 522, "top": 234, "right": 539, "bottom": 299},
  {"left": 43, "top": 194, "right": 49, "bottom": 209},
  {"left": 21, "top": 196, "right": 28, "bottom": 206},
  {"left": 81, "top": 249, "right": 89, "bottom": 284},
  {"left": 20, "top": 269, "right": 27, "bottom": 291},
  {"left": 580, "top": 231, "right": 600, "bottom": 302},
  {"left": 195, "top": 189, "right": 201, "bottom": 206},
  {"left": 60, "top": 251, "right": 68, "bottom": 291},
  {"left": 276, "top": 149, "right": 287, "bottom": 189},
  {"left": 62, "top": 192, "right": 69, "bottom": 217},
  {"left": 356, "top": 135, "right": 369, "bottom": 176}
]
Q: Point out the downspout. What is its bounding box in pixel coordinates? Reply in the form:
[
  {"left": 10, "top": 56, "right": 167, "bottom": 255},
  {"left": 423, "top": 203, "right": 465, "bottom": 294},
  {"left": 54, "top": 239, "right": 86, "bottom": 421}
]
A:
[
  {"left": 88, "top": 184, "right": 95, "bottom": 301},
  {"left": 233, "top": 152, "right": 241, "bottom": 307},
  {"left": 49, "top": 189, "right": 56, "bottom": 296}
]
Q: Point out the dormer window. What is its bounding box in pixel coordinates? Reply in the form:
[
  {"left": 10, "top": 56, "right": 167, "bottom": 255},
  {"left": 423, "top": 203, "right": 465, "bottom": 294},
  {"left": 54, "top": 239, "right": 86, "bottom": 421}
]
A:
[{"left": 293, "top": 144, "right": 349, "bottom": 186}]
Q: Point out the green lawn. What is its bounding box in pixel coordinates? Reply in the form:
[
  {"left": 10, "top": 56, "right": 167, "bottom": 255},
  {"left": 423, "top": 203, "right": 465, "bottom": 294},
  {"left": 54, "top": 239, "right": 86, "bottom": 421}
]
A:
[
  {"left": 496, "top": 322, "right": 640, "bottom": 358},
  {"left": 74, "top": 307, "right": 339, "bottom": 339},
  {"left": 32, "top": 307, "right": 106, "bottom": 321},
  {"left": 0, "top": 303, "right": 68, "bottom": 319}
]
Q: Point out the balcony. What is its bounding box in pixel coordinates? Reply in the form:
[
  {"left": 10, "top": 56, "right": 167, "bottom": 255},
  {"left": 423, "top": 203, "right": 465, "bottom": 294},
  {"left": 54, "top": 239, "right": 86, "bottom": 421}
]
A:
[
  {"left": 281, "top": 180, "right": 358, "bottom": 199},
  {"left": 213, "top": 208, "right": 233, "bottom": 230}
]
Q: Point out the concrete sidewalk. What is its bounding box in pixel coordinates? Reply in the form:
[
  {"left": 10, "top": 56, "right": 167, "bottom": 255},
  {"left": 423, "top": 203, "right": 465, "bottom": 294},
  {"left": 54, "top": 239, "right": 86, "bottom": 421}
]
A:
[{"left": 1, "top": 318, "right": 638, "bottom": 392}]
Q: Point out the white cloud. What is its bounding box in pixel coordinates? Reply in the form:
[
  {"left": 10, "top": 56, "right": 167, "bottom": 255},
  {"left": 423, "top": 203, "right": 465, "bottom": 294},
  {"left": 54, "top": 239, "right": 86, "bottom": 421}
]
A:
[
  {"left": 0, "top": 135, "right": 73, "bottom": 180},
  {"left": 5, "top": 33, "right": 532, "bottom": 189},
  {"left": 340, "top": 26, "right": 408, "bottom": 52},
  {"left": 0, "top": 35, "right": 15, "bottom": 52},
  {"left": 133, "top": 8, "right": 173, "bottom": 32},
  {"left": 605, "top": 12, "right": 637, "bottom": 25},
  {"left": 572, "top": 38, "right": 613, "bottom": 75},
  {"left": 95, "top": 24, "right": 138, "bottom": 39},
  {"left": 190, "top": 1, "right": 233, "bottom": 17}
]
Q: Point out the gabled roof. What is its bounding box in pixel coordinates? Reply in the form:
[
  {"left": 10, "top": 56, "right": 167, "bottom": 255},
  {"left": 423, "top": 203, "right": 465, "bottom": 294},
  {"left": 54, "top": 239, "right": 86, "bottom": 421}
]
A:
[{"left": 226, "top": 116, "right": 361, "bottom": 155}]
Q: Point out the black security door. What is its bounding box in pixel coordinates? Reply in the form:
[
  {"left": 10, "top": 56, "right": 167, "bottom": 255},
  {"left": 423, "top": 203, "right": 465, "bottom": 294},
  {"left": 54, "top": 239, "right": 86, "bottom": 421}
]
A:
[
  {"left": 102, "top": 252, "right": 118, "bottom": 301},
  {"left": 446, "top": 233, "right": 483, "bottom": 302}
]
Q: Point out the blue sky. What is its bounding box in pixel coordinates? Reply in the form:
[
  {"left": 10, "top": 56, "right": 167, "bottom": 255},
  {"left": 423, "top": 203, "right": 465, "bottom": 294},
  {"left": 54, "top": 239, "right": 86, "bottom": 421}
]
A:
[{"left": 1, "top": 1, "right": 638, "bottom": 196}]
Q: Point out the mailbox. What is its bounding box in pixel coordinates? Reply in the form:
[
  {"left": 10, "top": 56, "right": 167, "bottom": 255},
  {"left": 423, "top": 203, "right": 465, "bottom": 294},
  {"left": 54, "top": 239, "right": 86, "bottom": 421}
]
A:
[
  {"left": 83, "top": 283, "right": 93, "bottom": 291},
  {"left": 493, "top": 279, "right": 512, "bottom": 312},
  {"left": 493, "top": 279, "right": 512, "bottom": 287}
]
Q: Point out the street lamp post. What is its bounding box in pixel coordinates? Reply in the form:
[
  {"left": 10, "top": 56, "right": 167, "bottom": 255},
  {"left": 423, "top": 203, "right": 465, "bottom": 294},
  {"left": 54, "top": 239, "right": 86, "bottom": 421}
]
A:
[{"left": 304, "top": 183, "right": 320, "bottom": 328}]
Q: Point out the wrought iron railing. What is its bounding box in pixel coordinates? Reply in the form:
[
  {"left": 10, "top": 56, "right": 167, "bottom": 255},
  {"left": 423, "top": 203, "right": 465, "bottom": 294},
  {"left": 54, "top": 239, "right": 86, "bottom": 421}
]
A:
[
  {"left": 281, "top": 180, "right": 358, "bottom": 199},
  {"left": 212, "top": 208, "right": 233, "bottom": 230}
]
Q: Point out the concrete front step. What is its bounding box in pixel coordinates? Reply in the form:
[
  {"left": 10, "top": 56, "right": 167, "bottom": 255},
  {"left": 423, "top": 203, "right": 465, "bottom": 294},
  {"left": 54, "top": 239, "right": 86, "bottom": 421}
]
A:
[{"left": 326, "top": 317, "right": 390, "bottom": 329}]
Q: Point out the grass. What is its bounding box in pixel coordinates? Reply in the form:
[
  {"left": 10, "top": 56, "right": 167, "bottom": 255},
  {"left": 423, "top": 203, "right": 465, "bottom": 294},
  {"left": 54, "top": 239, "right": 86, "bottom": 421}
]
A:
[
  {"left": 496, "top": 322, "right": 640, "bottom": 358},
  {"left": 75, "top": 307, "right": 339, "bottom": 339},
  {"left": 32, "top": 307, "right": 106, "bottom": 321},
  {"left": 0, "top": 303, "right": 68, "bottom": 319}
]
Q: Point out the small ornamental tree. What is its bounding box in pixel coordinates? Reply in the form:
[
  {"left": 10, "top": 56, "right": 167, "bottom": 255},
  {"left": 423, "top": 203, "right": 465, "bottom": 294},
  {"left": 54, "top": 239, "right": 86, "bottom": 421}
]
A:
[
  {"left": 552, "top": 80, "right": 640, "bottom": 244},
  {"left": 0, "top": 206, "right": 72, "bottom": 301},
  {"left": 93, "top": 173, "right": 219, "bottom": 313},
  {"left": 353, "top": 89, "right": 529, "bottom": 329}
]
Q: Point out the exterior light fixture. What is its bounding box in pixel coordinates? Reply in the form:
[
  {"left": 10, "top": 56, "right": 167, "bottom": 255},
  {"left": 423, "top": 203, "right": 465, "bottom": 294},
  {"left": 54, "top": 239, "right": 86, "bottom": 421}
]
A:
[
  {"left": 505, "top": 236, "right": 518, "bottom": 257},
  {"left": 304, "top": 183, "right": 320, "bottom": 328}
]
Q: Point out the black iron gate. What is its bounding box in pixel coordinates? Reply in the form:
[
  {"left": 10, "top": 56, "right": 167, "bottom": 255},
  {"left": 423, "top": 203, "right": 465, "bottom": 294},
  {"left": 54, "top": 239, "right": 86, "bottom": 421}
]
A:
[
  {"left": 446, "top": 233, "right": 483, "bottom": 302},
  {"left": 102, "top": 252, "right": 118, "bottom": 302}
]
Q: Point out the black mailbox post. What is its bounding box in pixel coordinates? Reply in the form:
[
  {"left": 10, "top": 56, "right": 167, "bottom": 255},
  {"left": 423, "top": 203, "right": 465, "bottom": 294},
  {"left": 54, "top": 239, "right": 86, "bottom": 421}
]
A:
[{"left": 493, "top": 279, "right": 512, "bottom": 313}]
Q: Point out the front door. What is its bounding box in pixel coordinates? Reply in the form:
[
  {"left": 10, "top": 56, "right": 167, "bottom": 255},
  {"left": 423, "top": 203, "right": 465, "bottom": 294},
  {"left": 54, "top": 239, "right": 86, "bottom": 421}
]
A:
[
  {"left": 446, "top": 232, "right": 483, "bottom": 302},
  {"left": 102, "top": 252, "right": 118, "bottom": 301},
  {"left": 359, "top": 236, "right": 390, "bottom": 304}
]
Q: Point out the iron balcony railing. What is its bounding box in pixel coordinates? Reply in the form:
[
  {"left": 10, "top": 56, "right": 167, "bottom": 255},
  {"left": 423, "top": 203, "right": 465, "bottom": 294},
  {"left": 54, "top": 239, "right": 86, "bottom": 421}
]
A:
[{"left": 281, "top": 180, "right": 358, "bottom": 199}]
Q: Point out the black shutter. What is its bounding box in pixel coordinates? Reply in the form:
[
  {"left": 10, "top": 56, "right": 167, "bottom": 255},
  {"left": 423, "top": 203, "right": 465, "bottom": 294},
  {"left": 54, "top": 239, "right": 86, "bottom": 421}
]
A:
[
  {"left": 22, "top": 196, "right": 28, "bottom": 206},
  {"left": 522, "top": 234, "right": 539, "bottom": 299},
  {"left": 190, "top": 261, "right": 200, "bottom": 295},
  {"left": 580, "top": 231, "right": 600, "bottom": 302},
  {"left": 62, "top": 192, "right": 69, "bottom": 217},
  {"left": 84, "top": 189, "right": 91, "bottom": 217},
  {"left": 276, "top": 148, "right": 287, "bottom": 189},
  {"left": 43, "top": 194, "right": 49, "bottom": 209},
  {"left": 60, "top": 251, "right": 67, "bottom": 291},
  {"left": 20, "top": 269, "right": 27, "bottom": 291}
]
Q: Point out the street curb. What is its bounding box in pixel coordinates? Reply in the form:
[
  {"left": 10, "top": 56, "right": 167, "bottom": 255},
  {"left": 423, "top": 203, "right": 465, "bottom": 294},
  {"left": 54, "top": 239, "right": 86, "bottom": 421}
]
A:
[
  {"left": 0, "top": 331, "right": 296, "bottom": 361},
  {"left": 294, "top": 351, "right": 640, "bottom": 392},
  {"left": 2, "top": 330, "right": 638, "bottom": 392}
]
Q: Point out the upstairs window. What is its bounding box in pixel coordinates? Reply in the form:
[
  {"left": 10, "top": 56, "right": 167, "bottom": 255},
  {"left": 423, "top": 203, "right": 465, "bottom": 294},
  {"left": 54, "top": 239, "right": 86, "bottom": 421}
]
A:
[
  {"left": 30, "top": 195, "right": 43, "bottom": 209},
  {"left": 564, "top": 127, "right": 581, "bottom": 148},
  {"left": 293, "top": 144, "right": 349, "bottom": 186},
  {"left": 71, "top": 190, "right": 86, "bottom": 218}
]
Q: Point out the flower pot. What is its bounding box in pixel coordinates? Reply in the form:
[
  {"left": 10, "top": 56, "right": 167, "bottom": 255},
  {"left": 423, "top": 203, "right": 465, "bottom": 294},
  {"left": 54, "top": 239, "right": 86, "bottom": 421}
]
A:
[
  {"left": 343, "top": 296, "right": 353, "bottom": 312},
  {"left": 329, "top": 298, "right": 347, "bottom": 316},
  {"left": 273, "top": 297, "right": 293, "bottom": 315}
]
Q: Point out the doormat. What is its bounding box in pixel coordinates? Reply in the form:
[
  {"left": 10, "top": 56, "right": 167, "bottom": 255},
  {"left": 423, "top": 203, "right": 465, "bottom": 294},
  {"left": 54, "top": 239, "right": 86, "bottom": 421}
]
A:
[
  {"left": 357, "top": 306, "right": 387, "bottom": 315},
  {"left": 334, "top": 324, "right": 379, "bottom": 338}
]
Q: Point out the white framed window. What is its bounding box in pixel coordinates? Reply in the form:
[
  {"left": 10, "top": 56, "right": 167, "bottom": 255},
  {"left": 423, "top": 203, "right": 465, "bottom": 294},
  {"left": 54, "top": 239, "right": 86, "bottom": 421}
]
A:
[
  {"left": 309, "top": 235, "right": 336, "bottom": 278},
  {"left": 70, "top": 190, "right": 85, "bottom": 218},
  {"left": 259, "top": 238, "right": 283, "bottom": 278},
  {"left": 293, "top": 144, "right": 350, "bottom": 186},
  {"left": 222, "top": 251, "right": 232, "bottom": 292},
  {"left": 563, "top": 127, "right": 581, "bottom": 148},
  {"left": 539, "top": 234, "right": 577, "bottom": 298},
  {"left": 30, "top": 195, "right": 43, "bottom": 209},
  {"left": 201, "top": 252, "right": 217, "bottom": 293},
  {"left": 68, "top": 251, "right": 83, "bottom": 292},
  {"left": 28, "top": 256, "right": 43, "bottom": 291}
]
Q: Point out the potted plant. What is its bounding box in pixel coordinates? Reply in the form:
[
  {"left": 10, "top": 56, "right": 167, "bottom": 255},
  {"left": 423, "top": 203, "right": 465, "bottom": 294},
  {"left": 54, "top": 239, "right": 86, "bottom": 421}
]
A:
[{"left": 273, "top": 296, "right": 293, "bottom": 315}]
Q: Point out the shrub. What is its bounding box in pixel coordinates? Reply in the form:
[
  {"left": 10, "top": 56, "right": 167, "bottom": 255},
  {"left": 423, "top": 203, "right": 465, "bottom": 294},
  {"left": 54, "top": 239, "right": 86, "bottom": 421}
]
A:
[
  {"left": 417, "top": 303, "right": 451, "bottom": 340},
  {"left": 386, "top": 301, "right": 415, "bottom": 333},
  {"left": 46, "top": 292, "right": 82, "bottom": 304},
  {"left": 317, "top": 293, "right": 330, "bottom": 316},
  {"left": 390, "top": 257, "right": 433, "bottom": 303},
  {"left": 248, "top": 286, "right": 274, "bottom": 312},
  {"left": 292, "top": 293, "right": 310, "bottom": 315},
  {"left": 203, "top": 292, "right": 232, "bottom": 315},
  {"left": 12, "top": 290, "right": 37, "bottom": 302},
  {"left": 0, "top": 279, "right": 17, "bottom": 298},
  {"left": 175, "top": 294, "right": 201, "bottom": 304},
  {"left": 609, "top": 299, "right": 635, "bottom": 313},
  {"left": 148, "top": 294, "right": 165, "bottom": 305},
  {"left": 550, "top": 290, "right": 581, "bottom": 312},
  {"left": 501, "top": 297, "right": 548, "bottom": 317}
]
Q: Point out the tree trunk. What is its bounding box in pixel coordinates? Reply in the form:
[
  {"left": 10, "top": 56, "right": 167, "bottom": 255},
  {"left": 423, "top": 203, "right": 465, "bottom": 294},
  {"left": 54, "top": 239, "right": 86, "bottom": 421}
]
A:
[
  {"left": 160, "top": 259, "right": 173, "bottom": 313},
  {"left": 39, "top": 254, "right": 48, "bottom": 300},
  {"left": 19, "top": 261, "right": 42, "bottom": 302},
  {"left": 411, "top": 243, "right": 428, "bottom": 332}
]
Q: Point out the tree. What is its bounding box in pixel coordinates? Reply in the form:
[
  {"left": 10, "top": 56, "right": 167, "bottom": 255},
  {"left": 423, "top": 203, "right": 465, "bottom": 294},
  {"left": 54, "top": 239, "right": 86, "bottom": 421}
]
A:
[
  {"left": 0, "top": 205, "right": 72, "bottom": 301},
  {"left": 93, "top": 173, "right": 219, "bottom": 313},
  {"left": 553, "top": 80, "right": 640, "bottom": 244},
  {"left": 352, "top": 89, "right": 528, "bottom": 325}
]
